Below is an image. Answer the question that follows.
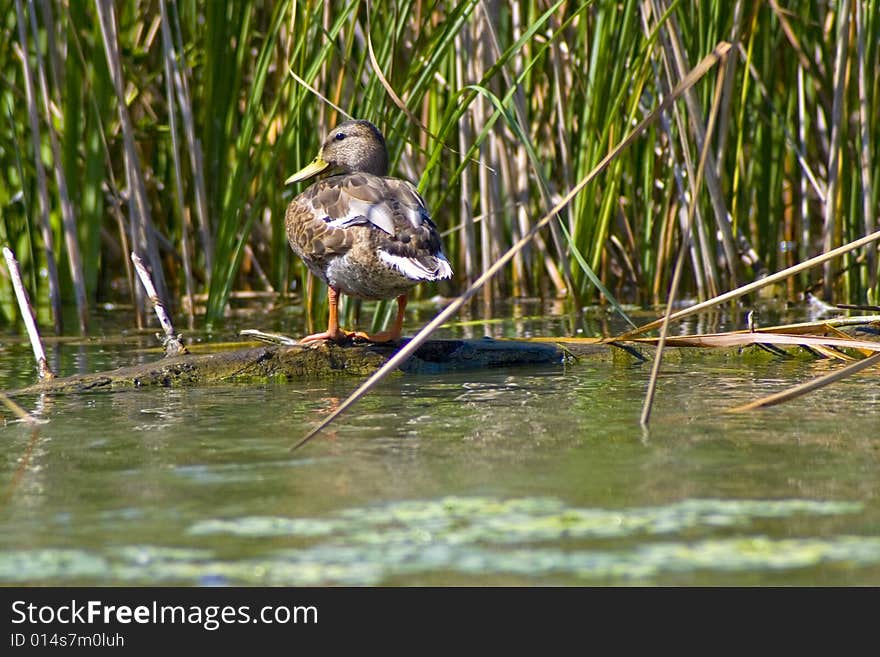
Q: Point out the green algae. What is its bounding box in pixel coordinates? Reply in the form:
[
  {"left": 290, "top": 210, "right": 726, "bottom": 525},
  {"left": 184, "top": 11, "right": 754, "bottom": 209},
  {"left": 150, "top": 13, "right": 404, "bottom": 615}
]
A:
[{"left": 0, "top": 497, "right": 872, "bottom": 585}]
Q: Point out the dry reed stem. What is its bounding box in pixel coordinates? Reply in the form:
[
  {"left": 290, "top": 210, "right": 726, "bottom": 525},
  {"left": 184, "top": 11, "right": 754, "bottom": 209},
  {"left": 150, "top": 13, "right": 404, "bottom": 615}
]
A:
[
  {"left": 2, "top": 247, "right": 54, "bottom": 380},
  {"left": 797, "top": 65, "right": 811, "bottom": 272},
  {"left": 455, "top": 27, "right": 478, "bottom": 284},
  {"left": 287, "top": 69, "right": 353, "bottom": 121},
  {"left": 131, "top": 253, "right": 188, "bottom": 357},
  {"left": 159, "top": 0, "right": 195, "bottom": 329},
  {"left": 822, "top": 0, "right": 850, "bottom": 299},
  {"left": 855, "top": 0, "right": 876, "bottom": 292},
  {"left": 713, "top": 0, "right": 743, "bottom": 178}
]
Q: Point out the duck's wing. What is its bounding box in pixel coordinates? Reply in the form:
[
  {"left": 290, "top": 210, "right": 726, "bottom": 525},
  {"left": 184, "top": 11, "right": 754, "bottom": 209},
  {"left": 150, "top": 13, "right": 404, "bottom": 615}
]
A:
[
  {"left": 343, "top": 175, "right": 453, "bottom": 281},
  {"left": 285, "top": 178, "right": 358, "bottom": 266},
  {"left": 294, "top": 174, "right": 453, "bottom": 282}
]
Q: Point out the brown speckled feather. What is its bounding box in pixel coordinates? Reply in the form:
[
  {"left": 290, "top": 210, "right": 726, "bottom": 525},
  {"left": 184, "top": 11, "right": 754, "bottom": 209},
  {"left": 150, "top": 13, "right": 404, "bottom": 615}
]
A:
[{"left": 285, "top": 172, "right": 451, "bottom": 300}]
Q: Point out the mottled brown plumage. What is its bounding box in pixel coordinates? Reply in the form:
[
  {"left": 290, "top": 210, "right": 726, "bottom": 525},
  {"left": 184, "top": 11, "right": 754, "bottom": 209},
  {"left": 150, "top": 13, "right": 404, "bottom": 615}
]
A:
[{"left": 285, "top": 119, "right": 452, "bottom": 343}]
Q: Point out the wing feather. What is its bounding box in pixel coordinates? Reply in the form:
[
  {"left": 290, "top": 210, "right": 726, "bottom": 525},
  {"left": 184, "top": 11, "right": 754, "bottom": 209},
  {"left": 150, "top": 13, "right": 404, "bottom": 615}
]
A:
[{"left": 289, "top": 172, "right": 453, "bottom": 283}]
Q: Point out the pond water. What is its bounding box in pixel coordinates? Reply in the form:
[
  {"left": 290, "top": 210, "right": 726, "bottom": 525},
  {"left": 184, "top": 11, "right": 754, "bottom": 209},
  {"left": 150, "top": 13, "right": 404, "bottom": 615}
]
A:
[{"left": 1, "top": 304, "right": 879, "bottom": 586}]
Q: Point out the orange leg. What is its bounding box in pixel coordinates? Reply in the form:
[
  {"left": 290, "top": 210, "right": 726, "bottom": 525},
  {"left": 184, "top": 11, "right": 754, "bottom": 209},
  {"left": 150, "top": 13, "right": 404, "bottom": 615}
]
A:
[
  {"left": 299, "top": 287, "right": 352, "bottom": 344},
  {"left": 299, "top": 291, "right": 407, "bottom": 344},
  {"left": 352, "top": 294, "right": 407, "bottom": 343}
]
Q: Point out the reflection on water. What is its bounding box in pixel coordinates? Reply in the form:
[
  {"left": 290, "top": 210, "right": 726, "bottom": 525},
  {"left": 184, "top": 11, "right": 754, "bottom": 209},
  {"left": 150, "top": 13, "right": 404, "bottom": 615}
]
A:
[{"left": 1, "top": 305, "right": 879, "bottom": 585}]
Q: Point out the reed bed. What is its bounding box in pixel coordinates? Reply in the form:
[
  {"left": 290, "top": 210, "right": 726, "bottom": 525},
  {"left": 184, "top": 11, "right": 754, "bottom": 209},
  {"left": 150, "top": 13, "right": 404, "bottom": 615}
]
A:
[{"left": 1, "top": 0, "right": 878, "bottom": 334}]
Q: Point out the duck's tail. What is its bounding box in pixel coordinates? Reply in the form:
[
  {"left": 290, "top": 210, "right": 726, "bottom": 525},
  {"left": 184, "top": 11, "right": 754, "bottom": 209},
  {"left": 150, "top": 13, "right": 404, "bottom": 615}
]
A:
[{"left": 379, "top": 250, "right": 453, "bottom": 282}]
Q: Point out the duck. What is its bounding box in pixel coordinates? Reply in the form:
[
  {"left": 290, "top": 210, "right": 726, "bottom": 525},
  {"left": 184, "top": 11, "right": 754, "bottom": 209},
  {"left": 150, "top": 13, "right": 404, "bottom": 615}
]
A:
[{"left": 284, "top": 119, "right": 453, "bottom": 344}]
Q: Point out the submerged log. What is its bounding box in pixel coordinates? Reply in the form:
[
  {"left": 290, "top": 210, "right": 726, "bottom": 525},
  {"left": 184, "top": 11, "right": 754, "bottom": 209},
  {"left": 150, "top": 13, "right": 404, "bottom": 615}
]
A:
[
  {"left": 13, "top": 326, "right": 857, "bottom": 397},
  {"left": 8, "top": 338, "right": 577, "bottom": 396}
]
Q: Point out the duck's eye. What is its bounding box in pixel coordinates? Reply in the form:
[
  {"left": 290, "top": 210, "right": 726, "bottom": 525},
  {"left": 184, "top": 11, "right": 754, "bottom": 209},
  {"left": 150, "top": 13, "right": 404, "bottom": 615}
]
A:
[{"left": 334, "top": 132, "right": 345, "bottom": 141}]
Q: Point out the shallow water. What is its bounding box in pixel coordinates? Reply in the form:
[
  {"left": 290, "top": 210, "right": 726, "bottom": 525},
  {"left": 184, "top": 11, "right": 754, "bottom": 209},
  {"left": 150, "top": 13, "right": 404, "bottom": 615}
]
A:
[{"left": 1, "top": 306, "right": 879, "bottom": 586}]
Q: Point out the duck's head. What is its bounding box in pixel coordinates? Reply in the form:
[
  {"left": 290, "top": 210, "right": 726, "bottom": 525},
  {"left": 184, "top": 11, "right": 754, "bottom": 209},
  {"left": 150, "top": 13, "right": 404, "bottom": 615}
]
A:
[{"left": 286, "top": 119, "right": 389, "bottom": 184}]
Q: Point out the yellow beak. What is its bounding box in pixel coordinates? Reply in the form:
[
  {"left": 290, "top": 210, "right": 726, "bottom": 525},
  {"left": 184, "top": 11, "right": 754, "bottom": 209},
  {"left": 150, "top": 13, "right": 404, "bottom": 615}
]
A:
[{"left": 285, "top": 154, "right": 330, "bottom": 184}]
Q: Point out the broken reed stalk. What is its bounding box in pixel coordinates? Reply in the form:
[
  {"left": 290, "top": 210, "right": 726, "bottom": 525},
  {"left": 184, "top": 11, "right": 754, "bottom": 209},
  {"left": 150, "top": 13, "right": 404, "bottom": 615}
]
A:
[
  {"left": 131, "top": 253, "right": 188, "bottom": 357},
  {"left": 2, "top": 247, "right": 54, "bottom": 380},
  {"left": 291, "top": 42, "right": 732, "bottom": 451}
]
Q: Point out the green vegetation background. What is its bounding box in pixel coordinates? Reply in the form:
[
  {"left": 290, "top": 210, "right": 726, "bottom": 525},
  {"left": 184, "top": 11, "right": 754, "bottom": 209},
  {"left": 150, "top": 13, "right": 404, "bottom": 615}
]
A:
[{"left": 1, "top": 0, "right": 877, "bottom": 334}]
